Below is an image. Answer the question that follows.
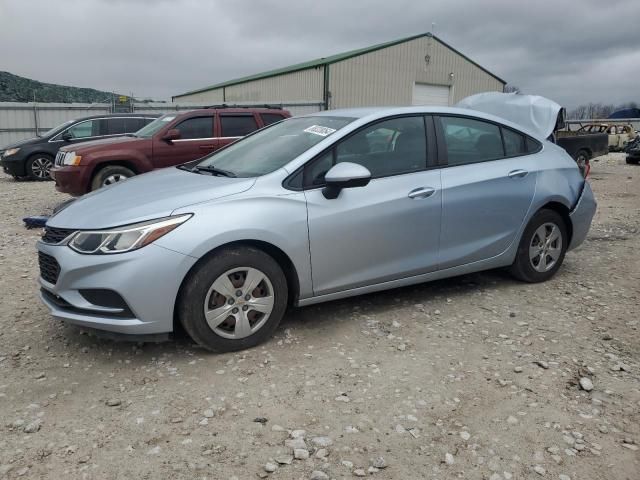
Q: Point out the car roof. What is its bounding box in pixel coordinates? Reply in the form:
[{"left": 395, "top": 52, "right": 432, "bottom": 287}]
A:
[
  {"left": 180, "top": 107, "right": 289, "bottom": 115},
  {"left": 73, "top": 113, "right": 158, "bottom": 120},
  {"left": 306, "top": 106, "right": 545, "bottom": 139}
]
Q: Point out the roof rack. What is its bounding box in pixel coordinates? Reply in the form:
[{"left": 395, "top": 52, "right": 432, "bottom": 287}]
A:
[{"left": 203, "top": 103, "right": 283, "bottom": 110}]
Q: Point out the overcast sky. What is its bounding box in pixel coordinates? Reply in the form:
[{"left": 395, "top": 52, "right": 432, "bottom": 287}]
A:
[{"left": 1, "top": 0, "right": 638, "bottom": 108}]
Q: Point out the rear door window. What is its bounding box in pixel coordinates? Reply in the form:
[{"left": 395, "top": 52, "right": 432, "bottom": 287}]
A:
[
  {"left": 220, "top": 115, "right": 258, "bottom": 137},
  {"left": 260, "top": 113, "right": 285, "bottom": 127},
  {"left": 106, "top": 118, "right": 127, "bottom": 135},
  {"left": 125, "top": 118, "right": 148, "bottom": 132},
  {"left": 439, "top": 116, "right": 504, "bottom": 165},
  {"left": 174, "top": 116, "right": 214, "bottom": 139}
]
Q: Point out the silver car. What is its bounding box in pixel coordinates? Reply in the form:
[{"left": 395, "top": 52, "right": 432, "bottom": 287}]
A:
[{"left": 37, "top": 103, "right": 596, "bottom": 352}]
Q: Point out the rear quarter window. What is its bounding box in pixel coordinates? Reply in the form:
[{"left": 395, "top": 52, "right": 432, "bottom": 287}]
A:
[
  {"left": 503, "top": 128, "right": 526, "bottom": 156},
  {"left": 526, "top": 137, "right": 542, "bottom": 154}
]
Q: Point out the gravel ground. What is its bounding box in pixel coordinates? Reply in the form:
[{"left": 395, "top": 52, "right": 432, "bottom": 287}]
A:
[{"left": 0, "top": 154, "right": 638, "bottom": 480}]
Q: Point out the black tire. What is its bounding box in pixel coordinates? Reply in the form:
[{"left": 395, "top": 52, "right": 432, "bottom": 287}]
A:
[
  {"left": 178, "top": 246, "right": 288, "bottom": 352},
  {"left": 510, "top": 209, "right": 568, "bottom": 283},
  {"left": 90, "top": 165, "right": 135, "bottom": 191},
  {"left": 26, "top": 154, "right": 54, "bottom": 180},
  {"left": 626, "top": 157, "right": 640, "bottom": 165}
]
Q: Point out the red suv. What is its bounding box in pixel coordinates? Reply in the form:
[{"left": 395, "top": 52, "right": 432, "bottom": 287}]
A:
[{"left": 51, "top": 106, "right": 291, "bottom": 196}]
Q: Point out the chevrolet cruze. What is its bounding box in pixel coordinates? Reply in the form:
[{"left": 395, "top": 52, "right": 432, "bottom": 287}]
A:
[{"left": 37, "top": 102, "right": 596, "bottom": 352}]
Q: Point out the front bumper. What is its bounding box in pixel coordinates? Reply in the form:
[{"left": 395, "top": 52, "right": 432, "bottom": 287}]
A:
[
  {"left": 37, "top": 241, "right": 198, "bottom": 335},
  {"left": 51, "top": 165, "right": 91, "bottom": 196},
  {"left": 568, "top": 181, "right": 597, "bottom": 251},
  {"left": 1, "top": 153, "right": 27, "bottom": 177}
]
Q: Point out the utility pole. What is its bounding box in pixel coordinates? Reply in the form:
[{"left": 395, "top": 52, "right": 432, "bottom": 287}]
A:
[{"left": 32, "top": 91, "right": 39, "bottom": 136}]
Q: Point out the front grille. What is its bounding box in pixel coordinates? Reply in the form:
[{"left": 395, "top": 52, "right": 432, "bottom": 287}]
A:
[
  {"left": 42, "top": 226, "right": 75, "bottom": 244},
  {"left": 55, "top": 151, "right": 65, "bottom": 166},
  {"left": 39, "top": 252, "right": 61, "bottom": 284}
]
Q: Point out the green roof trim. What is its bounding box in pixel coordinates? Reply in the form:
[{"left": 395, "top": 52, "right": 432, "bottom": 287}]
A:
[{"left": 174, "top": 32, "right": 506, "bottom": 98}]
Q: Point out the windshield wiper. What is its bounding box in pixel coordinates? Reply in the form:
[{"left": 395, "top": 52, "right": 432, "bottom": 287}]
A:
[{"left": 194, "top": 165, "right": 237, "bottom": 177}]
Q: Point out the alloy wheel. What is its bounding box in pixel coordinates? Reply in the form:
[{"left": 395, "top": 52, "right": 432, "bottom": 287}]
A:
[
  {"left": 529, "top": 222, "right": 563, "bottom": 272},
  {"left": 203, "top": 267, "right": 275, "bottom": 339},
  {"left": 32, "top": 157, "right": 53, "bottom": 179},
  {"left": 102, "top": 174, "right": 129, "bottom": 186}
]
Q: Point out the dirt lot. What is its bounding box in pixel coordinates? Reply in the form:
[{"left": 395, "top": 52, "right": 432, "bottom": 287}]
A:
[{"left": 0, "top": 154, "right": 638, "bottom": 480}]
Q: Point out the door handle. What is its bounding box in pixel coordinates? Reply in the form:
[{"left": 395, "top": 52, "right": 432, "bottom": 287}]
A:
[
  {"left": 508, "top": 169, "right": 529, "bottom": 179},
  {"left": 199, "top": 145, "right": 215, "bottom": 150},
  {"left": 408, "top": 187, "right": 436, "bottom": 199}
]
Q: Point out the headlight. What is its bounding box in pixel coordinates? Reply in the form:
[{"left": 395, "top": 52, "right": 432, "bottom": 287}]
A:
[
  {"left": 62, "top": 151, "right": 81, "bottom": 166},
  {"left": 4, "top": 147, "right": 20, "bottom": 156},
  {"left": 68, "top": 214, "right": 191, "bottom": 254}
]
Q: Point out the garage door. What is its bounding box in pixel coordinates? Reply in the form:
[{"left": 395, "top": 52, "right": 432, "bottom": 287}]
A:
[{"left": 412, "top": 83, "right": 450, "bottom": 106}]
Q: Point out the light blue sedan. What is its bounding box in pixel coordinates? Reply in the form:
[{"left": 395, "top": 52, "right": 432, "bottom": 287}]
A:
[{"left": 37, "top": 101, "right": 596, "bottom": 352}]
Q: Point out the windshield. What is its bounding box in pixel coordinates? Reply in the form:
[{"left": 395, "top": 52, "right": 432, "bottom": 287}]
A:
[
  {"left": 135, "top": 114, "right": 177, "bottom": 138},
  {"left": 42, "top": 119, "right": 75, "bottom": 138},
  {"left": 196, "top": 116, "right": 354, "bottom": 177}
]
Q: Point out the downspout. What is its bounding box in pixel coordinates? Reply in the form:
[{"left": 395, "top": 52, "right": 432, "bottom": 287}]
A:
[
  {"left": 323, "top": 64, "right": 330, "bottom": 110},
  {"left": 223, "top": 87, "right": 226, "bottom": 102}
]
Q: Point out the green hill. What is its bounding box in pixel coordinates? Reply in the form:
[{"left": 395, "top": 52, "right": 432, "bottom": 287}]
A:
[{"left": 0, "top": 71, "right": 123, "bottom": 103}]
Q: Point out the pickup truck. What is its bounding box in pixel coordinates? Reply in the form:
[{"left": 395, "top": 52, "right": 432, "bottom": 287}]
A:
[
  {"left": 51, "top": 106, "right": 291, "bottom": 196},
  {"left": 555, "top": 129, "right": 609, "bottom": 176}
]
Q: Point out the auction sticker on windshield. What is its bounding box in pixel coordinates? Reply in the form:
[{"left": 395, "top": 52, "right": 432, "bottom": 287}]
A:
[{"left": 304, "top": 125, "right": 336, "bottom": 137}]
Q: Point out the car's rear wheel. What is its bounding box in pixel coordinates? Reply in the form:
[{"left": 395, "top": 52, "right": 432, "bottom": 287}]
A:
[
  {"left": 626, "top": 156, "right": 639, "bottom": 165},
  {"left": 510, "top": 209, "right": 568, "bottom": 283},
  {"left": 26, "top": 154, "right": 54, "bottom": 180},
  {"left": 178, "top": 246, "right": 288, "bottom": 352},
  {"left": 91, "top": 165, "right": 135, "bottom": 191}
]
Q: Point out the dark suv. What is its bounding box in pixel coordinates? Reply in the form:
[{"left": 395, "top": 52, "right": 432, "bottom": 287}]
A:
[
  {"left": 51, "top": 106, "right": 291, "bottom": 196},
  {"left": 0, "top": 114, "right": 157, "bottom": 180}
]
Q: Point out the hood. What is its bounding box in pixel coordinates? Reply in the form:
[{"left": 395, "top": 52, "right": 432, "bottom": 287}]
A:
[
  {"left": 1, "top": 136, "right": 40, "bottom": 150},
  {"left": 59, "top": 135, "right": 148, "bottom": 153},
  {"left": 48, "top": 167, "right": 256, "bottom": 229},
  {"left": 456, "top": 92, "right": 563, "bottom": 139}
]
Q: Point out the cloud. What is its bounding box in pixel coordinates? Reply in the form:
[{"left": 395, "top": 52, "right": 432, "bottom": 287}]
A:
[{"left": 0, "top": 0, "right": 637, "bottom": 108}]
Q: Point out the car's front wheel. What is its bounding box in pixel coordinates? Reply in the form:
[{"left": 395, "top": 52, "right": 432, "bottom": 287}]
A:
[
  {"left": 178, "top": 246, "right": 288, "bottom": 352},
  {"left": 91, "top": 165, "right": 135, "bottom": 191},
  {"left": 510, "top": 209, "right": 568, "bottom": 283},
  {"left": 26, "top": 154, "right": 54, "bottom": 180}
]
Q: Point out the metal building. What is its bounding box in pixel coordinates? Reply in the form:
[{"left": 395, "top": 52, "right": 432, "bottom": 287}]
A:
[{"left": 173, "top": 32, "right": 505, "bottom": 111}]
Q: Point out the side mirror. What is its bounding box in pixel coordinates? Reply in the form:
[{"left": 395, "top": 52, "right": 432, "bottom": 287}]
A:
[
  {"left": 61, "top": 131, "right": 73, "bottom": 141},
  {"left": 322, "top": 162, "right": 371, "bottom": 199},
  {"left": 162, "top": 128, "right": 181, "bottom": 142}
]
